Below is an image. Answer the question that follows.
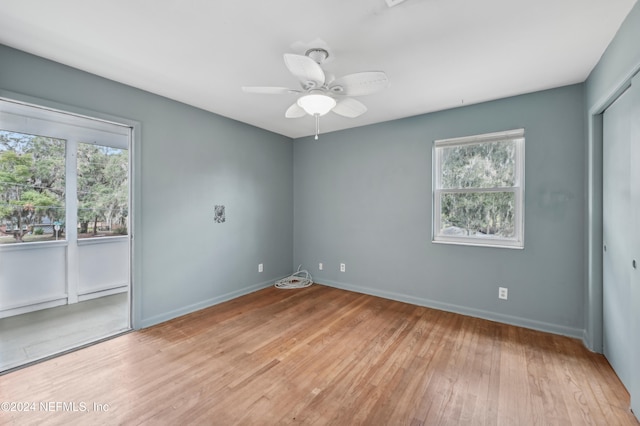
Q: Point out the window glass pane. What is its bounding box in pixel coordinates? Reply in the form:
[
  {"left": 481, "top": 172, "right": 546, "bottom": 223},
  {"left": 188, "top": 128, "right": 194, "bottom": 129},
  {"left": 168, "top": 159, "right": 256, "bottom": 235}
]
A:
[
  {"left": 0, "top": 130, "right": 66, "bottom": 243},
  {"left": 440, "top": 140, "right": 516, "bottom": 189},
  {"left": 439, "top": 192, "right": 515, "bottom": 238},
  {"left": 77, "top": 143, "right": 128, "bottom": 238}
]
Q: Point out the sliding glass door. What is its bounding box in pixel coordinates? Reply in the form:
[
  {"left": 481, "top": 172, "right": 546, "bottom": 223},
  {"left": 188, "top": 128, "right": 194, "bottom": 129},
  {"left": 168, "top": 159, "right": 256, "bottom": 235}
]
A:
[{"left": 0, "top": 98, "right": 131, "bottom": 371}]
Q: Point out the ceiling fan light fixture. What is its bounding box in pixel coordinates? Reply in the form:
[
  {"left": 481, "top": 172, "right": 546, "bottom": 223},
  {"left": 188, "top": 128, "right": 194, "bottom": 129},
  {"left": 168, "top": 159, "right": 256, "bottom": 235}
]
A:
[
  {"left": 297, "top": 93, "right": 336, "bottom": 116},
  {"left": 242, "top": 49, "right": 388, "bottom": 139}
]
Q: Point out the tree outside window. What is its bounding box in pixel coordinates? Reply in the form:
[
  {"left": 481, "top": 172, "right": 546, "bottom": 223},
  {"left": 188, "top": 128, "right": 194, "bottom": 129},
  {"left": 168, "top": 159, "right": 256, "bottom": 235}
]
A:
[
  {"left": 0, "top": 131, "right": 65, "bottom": 243},
  {"left": 0, "top": 131, "right": 129, "bottom": 244},
  {"left": 77, "top": 143, "right": 128, "bottom": 238}
]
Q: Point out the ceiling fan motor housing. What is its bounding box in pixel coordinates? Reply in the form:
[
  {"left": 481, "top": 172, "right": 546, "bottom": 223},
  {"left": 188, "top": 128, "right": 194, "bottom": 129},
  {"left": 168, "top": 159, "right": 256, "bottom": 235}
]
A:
[{"left": 305, "top": 48, "right": 329, "bottom": 64}]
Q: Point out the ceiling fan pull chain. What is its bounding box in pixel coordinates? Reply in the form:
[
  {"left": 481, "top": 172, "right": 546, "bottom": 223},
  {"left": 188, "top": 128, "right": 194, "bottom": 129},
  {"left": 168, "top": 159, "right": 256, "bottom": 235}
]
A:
[{"left": 315, "top": 114, "right": 320, "bottom": 140}]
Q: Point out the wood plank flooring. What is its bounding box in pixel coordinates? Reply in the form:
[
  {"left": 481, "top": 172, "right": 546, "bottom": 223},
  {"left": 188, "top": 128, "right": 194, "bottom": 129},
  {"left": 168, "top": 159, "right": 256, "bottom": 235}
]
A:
[{"left": 1, "top": 285, "right": 637, "bottom": 425}]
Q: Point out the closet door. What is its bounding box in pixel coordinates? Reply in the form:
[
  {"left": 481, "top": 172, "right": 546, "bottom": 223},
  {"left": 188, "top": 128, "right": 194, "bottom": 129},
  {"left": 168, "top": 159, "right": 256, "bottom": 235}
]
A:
[
  {"left": 629, "top": 74, "right": 640, "bottom": 417},
  {"left": 603, "top": 83, "right": 632, "bottom": 392},
  {"left": 603, "top": 75, "right": 639, "bottom": 418}
]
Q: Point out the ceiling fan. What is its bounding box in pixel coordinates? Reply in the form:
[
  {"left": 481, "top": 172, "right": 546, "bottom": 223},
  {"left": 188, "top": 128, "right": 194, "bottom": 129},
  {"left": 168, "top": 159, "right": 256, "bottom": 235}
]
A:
[{"left": 242, "top": 48, "right": 389, "bottom": 139}]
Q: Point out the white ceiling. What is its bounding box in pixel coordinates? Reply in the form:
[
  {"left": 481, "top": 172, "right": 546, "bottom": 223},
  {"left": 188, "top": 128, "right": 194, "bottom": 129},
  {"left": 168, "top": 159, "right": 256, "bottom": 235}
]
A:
[{"left": 0, "top": 0, "right": 636, "bottom": 139}]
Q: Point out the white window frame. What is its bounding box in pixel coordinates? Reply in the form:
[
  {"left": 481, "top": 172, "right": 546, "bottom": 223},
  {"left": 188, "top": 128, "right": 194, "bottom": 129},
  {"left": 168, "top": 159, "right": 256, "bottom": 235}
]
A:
[{"left": 433, "top": 128, "right": 525, "bottom": 249}]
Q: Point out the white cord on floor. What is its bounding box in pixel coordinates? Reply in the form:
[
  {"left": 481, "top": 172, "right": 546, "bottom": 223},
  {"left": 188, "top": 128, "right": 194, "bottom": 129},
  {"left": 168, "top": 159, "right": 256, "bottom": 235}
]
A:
[{"left": 274, "top": 265, "right": 313, "bottom": 289}]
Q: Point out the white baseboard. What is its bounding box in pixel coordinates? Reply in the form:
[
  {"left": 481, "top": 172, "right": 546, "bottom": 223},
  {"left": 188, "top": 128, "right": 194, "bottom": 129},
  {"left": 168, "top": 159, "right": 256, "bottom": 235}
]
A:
[
  {"left": 139, "top": 279, "right": 277, "bottom": 329},
  {"left": 317, "top": 279, "right": 585, "bottom": 341},
  {"left": 0, "top": 297, "right": 68, "bottom": 319},
  {"left": 78, "top": 285, "right": 128, "bottom": 302}
]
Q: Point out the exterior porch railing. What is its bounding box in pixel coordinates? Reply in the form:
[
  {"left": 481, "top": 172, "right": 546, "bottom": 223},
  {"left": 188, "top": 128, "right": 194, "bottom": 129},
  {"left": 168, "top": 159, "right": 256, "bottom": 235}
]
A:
[{"left": 0, "top": 236, "right": 128, "bottom": 319}]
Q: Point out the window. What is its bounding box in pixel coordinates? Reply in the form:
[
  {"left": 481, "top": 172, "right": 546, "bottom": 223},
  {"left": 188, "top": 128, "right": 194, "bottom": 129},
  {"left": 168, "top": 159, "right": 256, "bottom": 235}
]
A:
[
  {"left": 77, "top": 143, "right": 128, "bottom": 238},
  {"left": 0, "top": 131, "right": 66, "bottom": 243},
  {"left": 1, "top": 97, "right": 130, "bottom": 244},
  {"left": 433, "top": 129, "right": 524, "bottom": 248}
]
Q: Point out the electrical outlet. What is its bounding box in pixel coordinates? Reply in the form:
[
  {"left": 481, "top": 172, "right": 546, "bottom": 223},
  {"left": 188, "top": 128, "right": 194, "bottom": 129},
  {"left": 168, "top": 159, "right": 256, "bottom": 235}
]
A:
[
  {"left": 319, "top": 262, "right": 323, "bottom": 271},
  {"left": 340, "top": 263, "right": 346, "bottom": 272},
  {"left": 258, "top": 263, "right": 263, "bottom": 273},
  {"left": 498, "top": 287, "right": 508, "bottom": 300}
]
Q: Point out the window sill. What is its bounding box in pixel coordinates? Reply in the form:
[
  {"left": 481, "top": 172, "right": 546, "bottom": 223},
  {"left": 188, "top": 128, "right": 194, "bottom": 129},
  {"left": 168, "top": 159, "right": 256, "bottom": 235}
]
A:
[{"left": 432, "top": 238, "right": 524, "bottom": 250}]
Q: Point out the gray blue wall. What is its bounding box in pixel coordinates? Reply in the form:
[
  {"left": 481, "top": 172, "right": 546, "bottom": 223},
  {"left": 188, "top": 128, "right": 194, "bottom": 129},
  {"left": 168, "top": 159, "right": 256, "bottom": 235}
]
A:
[
  {"left": 583, "top": 1, "right": 640, "bottom": 352},
  {"left": 293, "top": 85, "right": 586, "bottom": 338},
  {"left": 0, "top": 44, "right": 294, "bottom": 328}
]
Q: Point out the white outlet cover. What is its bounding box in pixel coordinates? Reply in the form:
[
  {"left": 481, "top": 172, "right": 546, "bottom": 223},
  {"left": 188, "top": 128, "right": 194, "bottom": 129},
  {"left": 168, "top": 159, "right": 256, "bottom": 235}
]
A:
[
  {"left": 498, "top": 287, "right": 508, "bottom": 300},
  {"left": 319, "top": 263, "right": 323, "bottom": 270},
  {"left": 258, "top": 263, "right": 263, "bottom": 272},
  {"left": 340, "top": 263, "right": 346, "bottom": 272}
]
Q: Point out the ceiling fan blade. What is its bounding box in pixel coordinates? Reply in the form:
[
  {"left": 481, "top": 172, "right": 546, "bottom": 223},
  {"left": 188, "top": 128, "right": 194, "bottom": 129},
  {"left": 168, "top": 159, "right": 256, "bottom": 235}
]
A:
[
  {"left": 285, "top": 102, "right": 306, "bottom": 118},
  {"left": 329, "top": 71, "right": 389, "bottom": 96},
  {"left": 332, "top": 98, "right": 367, "bottom": 118},
  {"left": 242, "top": 86, "right": 300, "bottom": 95},
  {"left": 283, "top": 54, "right": 325, "bottom": 89}
]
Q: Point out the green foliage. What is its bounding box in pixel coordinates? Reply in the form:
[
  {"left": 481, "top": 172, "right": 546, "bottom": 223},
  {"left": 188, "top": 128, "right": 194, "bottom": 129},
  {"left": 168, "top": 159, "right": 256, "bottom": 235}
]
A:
[
  {"left": 1, "top": 132, "right": 65, "bottom": 241},
  {"left": 34, "top": 227, "right": 44, "bottom": 235},
  {"left": 1, "top": 130, "right": 128, "bottom": 243},
  {"left": 77, "top": 144, "right": 128, "bottom": 235},
  {"left": 113, "top": 226, "right": 128, "bottom": 235},
  {"left": 438, "top": 141, "right": 517, "bottom": 237},
  {"left": 440, "top": 141, "right": 515, "bottom": 189},
  {"left": 441, "top": 192, "right": 515, "bottom": 237}
]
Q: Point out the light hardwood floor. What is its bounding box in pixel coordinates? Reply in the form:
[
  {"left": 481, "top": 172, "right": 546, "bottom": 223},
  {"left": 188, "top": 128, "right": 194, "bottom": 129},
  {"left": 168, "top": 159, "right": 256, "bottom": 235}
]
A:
[{"left": 1, "top": 285, "right": 637, "bottom": 425}]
